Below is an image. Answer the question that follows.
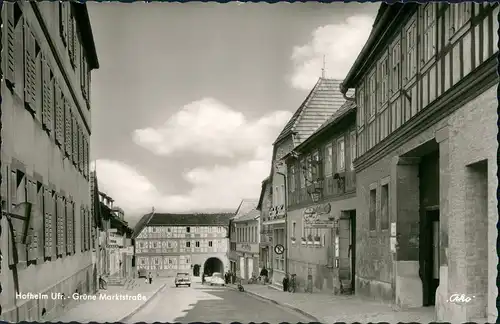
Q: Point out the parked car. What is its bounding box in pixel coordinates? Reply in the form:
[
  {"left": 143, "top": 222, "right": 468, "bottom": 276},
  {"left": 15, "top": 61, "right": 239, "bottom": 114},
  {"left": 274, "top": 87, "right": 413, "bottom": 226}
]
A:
[
  {"left": 138, "top": 268, "right": 147, "bottom": 278},
  {"left": 209, "top": 272, "right": 225, "bottom": 286},
  {"left": 175, "top": 273, "right": 191, "bottom": 287}
]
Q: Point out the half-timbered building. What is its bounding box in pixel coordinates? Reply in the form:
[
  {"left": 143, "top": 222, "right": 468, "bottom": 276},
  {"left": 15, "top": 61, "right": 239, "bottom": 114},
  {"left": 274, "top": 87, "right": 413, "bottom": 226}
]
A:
[
  {"left": 133, "top": 213, "right": 232, "bottom": 278},
  {"left": 0, "top": 2, "right": 98, "bottom": 322},
  {"left": 340, "top": 3, "right": 498, "bottom": 322}
]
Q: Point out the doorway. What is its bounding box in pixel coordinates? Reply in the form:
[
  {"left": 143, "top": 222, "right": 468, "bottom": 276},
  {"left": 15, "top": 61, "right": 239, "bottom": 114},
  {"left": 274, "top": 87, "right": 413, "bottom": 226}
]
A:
[
  {"left": 193, "top": 264, "right": 200, "bottom": 277},
  {"left": 338, "top": 210, "right": 355, "bottom": 294},
  {"left": 422, "top": 209, "right": 439, "bottom": 306}
]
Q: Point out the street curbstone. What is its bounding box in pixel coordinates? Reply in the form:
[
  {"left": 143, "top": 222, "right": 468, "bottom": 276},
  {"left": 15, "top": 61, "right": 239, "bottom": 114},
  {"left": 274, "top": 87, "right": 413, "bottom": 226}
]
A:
[
  {"left": 227, "top": 285, "right": 320, "bottom": 322},
  {"left": 118, "top": 282, "right": 167, "bottom": 323}
]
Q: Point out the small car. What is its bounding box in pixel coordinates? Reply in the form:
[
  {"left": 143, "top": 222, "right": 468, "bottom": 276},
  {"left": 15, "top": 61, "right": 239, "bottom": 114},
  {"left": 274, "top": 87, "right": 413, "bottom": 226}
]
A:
[
  {"left": 209, "top": 272, "right": 225, "bottom": 286},
  {"left": 175, "top": 273, "right": 191, "bottom": 287}
]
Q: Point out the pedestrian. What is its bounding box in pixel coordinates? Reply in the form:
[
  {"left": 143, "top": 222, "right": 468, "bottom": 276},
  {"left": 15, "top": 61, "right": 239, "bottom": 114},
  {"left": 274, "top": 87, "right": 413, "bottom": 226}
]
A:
[
  {"left": 260, "top": 267, "right": 268, "bottom": 284},
  {"left": 282, "top": 274, "right": 289, "bottom": 292},
  {"left": 231, "top": 272, "right": 236, "bottom": 284},
  {"left": 201, "top": 272, "right": 205, "bottom": 285},
  {"left": 224, "top": 272, "right": 229, "bottom": 284},
  {"left": 148, "top": 272, "right": 153, "bottom": 284}
]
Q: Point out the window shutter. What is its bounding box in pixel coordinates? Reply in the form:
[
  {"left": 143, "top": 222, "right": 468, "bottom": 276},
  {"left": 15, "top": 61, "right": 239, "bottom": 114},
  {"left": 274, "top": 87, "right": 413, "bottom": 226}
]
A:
[
  {"left": 14, "top": 15, "right": 24, "bottom": 100},
  {"left": 4, "top": 3, "right": 17, "bottom": 86},
  {"left": 42, "top": 56, "right": 54, "bottom": 133},
  {"left": 79, "top": 128, "right": 84, "bottom": 172},
  {"left": 60, "top": 2, "right": 68, "bottom": 47},
  {"left": 56, "top": 195, "right": 65, "bottom": 256},
  {"left": 65, "top": 101, "right": 72, "bottom": 157},
  {"left": 65, "top": 199, "right": 71, "bottom": 254},
  {"left": 54, "top": 84, "right": 64, "bottom": 146},
  {"left": 81, "top": 206, "right": 85, "bottom": 252},
  {"left": 68, "top": 12, "right": 75, "bottom": 67},
  {"left": 72, "top": 119, "right": 78, "bottom": 165},
  {"left": 10, "top": 170, "right": 17, "bottom": 207},
  {"left": 43, "top": 188, "right": 53, "bottom": 258},
  {"left": 24, "top": 23, "right": 37, "bottom": 113},
  {"left": 72, "top": 202, "right": 76, "bottom": 253}
]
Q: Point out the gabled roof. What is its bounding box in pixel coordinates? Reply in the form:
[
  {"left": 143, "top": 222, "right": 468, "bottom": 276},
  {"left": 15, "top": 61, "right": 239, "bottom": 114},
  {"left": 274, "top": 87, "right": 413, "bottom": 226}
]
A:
[
  {"left": 274, "top": 78, "right": 348, "bottom": 147},
  {"left": 295, "top": 100, "right": 357, "bottom": 152},
  {"left": 233, "top": 209, "right": 260, "bottom": 223},
  {"left": 133, "top": 213, "right": 232, "bottom": 237},
  {"left": 232, "top": 199, "right": 259, "bottom": 220},
  {"left": 256, "top": 177, "right": 270, "bottom": 211}
]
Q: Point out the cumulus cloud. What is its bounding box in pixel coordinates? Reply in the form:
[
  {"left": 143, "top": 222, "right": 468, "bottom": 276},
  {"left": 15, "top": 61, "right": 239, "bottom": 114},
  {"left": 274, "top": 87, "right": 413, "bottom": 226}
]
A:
[
  {"left": 133, "top": 97, "right": 292, "bottom": 158},
  {"left": 97, "top": 99, "right": 292, "bottom": 222},
  {"left": 289, "top": 15, "right": 375, "bottom": 90}
]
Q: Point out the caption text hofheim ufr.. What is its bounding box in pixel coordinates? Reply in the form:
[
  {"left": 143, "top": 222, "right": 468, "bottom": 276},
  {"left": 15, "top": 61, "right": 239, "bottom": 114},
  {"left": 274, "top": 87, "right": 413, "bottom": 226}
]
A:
[{"left": 16, "top": 292, "right": 148, "bottom": 301}]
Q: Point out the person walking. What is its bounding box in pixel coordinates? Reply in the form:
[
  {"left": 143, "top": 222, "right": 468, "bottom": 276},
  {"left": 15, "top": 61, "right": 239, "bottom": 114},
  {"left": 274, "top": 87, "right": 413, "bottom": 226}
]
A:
[
  {"left": 201, "top": 272, "right": 206, "bottom": 285},
  {"left": 282, "top": 274, "right": 289, "bottom": 292},
  {"left": 148, "top": 272, "right": 153, "bottom": 284}
]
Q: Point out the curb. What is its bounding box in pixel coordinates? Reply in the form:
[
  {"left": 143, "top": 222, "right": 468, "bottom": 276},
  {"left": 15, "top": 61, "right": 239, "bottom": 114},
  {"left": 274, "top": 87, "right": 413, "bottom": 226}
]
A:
[
  {"left": 118, "top": 282, "right": 167, "bottom": 323},
  {"left": 227, "top": 285, "right": 320, "bottom": 322}
]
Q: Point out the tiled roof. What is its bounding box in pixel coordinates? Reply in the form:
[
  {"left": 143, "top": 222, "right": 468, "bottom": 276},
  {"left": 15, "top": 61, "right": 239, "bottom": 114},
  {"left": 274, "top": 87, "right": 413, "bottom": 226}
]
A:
[
  {"left": 132, "top": 212, "right": 155, "bottom": 239},
  {"left": 147, "top": 213, "right": 233, "bottom": 226},
  {"left": 295, "top": 100, "right": 357, "bottom": 152},
  {"left": 233, "top": 209, "right": 260, "bottom": 223},
  {"left": 232, "top": 199, "right": 259, "bottom": 220},
  {"left": 274, "top": 78, "right": 349, "bottom": 147}
]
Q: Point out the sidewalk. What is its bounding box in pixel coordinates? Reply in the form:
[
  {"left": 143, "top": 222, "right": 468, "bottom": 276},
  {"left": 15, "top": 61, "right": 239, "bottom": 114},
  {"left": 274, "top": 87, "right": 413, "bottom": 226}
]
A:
[
  {"left": 51, "top": 278, "right": 170, "bottom": 323},
  {"left": 231, "top": 283, "right": 437, "bottom": 322}
]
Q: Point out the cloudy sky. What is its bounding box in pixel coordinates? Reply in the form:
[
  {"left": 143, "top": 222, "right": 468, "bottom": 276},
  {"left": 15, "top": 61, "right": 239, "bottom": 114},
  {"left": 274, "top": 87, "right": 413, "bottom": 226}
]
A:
[{"left": 87, "top": 2, "right": 378, "bottom": 225}]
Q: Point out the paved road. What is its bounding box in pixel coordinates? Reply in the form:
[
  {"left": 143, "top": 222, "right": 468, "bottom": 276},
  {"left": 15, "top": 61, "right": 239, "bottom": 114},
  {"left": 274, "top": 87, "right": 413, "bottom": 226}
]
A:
[{"left": 124, "top": 281, "right": 310, "bottom": 323}]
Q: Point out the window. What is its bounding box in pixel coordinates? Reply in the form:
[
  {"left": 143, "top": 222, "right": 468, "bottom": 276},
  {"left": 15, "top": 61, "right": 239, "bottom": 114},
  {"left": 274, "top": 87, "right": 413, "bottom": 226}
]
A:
[
  {"left": 153, "top": 242, "right": 157, "bottom": 248},
  {"left": 280, "top": 184, "right": 285, "bottom": 205},
  {"left": 208, "top": 241, "right": 213, "bottom": 247},
  {"left": 357, "top": 86, "right": 365, "bottom": 126},
  {"left": 306, "top": 155, "right": 312, "bottom": 181},
  {"left": 24, "top": 23, "right": 39, "bottom": 115},
  {"left": 152, "top": 227, "right": 156, "bottom": 232},
  {"left": 186, "top": 241, "right": 191, "bottom": 248},
  {"left": 349, "top": 131, "right": 356, "bottom": 170},
  {"left": 311, "top": 151, "right": 320, "bottom": 179},
  {"left": 390, "top": 41, "right": 401, "bottom": 93},
  {"left": 167, "top": 227, "right": 171, "bottom": 232},
  {"left": 186, "top": 227, "right": 191, "bottom": 233},
  {"left": 336, "top": 138, "right": 345, "bottom": 172},
  {"left": 450, "top": 3, "right": 471, "bottom": 35},
  {"left": 289, "top": 166, "right": 296, "bottom": 192},
  {"left": 195, "top": 241, "right": 200, "bottom": 247},
  {"left": 300, "top": 159, "right": 306, "bottom": 188},
  {"left": 369, "top": 188, "right": 377, "bottom": 231},
  {"left": 367, "top": 73, "right": 377, "bottom": 117},
  {"left": 378, "top": 56, "right": 389, "bottom": 105},
  {"left": 422, "top": 4, "right": 436, "bottom": 63},
  {"left": 324, "top": 144, "right": 333, "bottom": 176},
  {"left": 292, "top": 222, "right": 296, "bottom": 238},
  {"left": 405, "top": 20, "right": 417, "bottom": 81},
  {"left": 381, "top": 184, "right": 389, "bottom": 230}
]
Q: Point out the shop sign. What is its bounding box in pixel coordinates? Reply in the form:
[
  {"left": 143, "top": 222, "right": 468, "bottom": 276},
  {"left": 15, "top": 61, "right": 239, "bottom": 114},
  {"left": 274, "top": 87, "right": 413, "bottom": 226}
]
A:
[{"left": 303, "top": 203, "right": 333, "bottom": 226}]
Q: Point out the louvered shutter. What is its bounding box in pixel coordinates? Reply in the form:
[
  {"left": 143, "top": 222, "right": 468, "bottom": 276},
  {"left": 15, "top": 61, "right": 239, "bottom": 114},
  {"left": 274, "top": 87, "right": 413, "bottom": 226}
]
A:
[
  {"left": 1, "top": 165, "right": 7, "bottom": 201},
  {"left": 43, "top": 188, "right": 53, "bottom": 258},
  {"left": 65, "top": 199, "right": 71, "bottom": 254},
  {"left": 42, "top": 56, "right": 54, "bottom": 133},
  {"left": 51, "top": 192, "right": 57, "bottom": 258},
  {"left": 56, "top": 195, "right": 65, "bottom": 256},
  {"left": 81, "top": 206, "right": 85, "bottom": 252},
  {"left": 72, "top": 119, "right": 78, "bottom": 165},
  {"left": 65, "top": 102, "right": 72, "bottom": 157},
  {"left": 68, "top": 11, "right": 75, "bottom": 67},
  {"left": 85, "top": 137, "right": 89, "bottom": 178},
  {"left": 79, "top": 128, "right": 84, "bottom": 172},
  {"left": 54, "top": 85, "right": 64, "bottom": 146},
  {"left": 14, "top": 15, "right": 24, "bottom": 100},
  {"left": 10, "top": 170, "right": 17, "bottom": 208},
  {"left": 60, "top": 2, "right": 68, "bottom": 47},
  {"left": 72, "top": 202, "right": 76, "bottom": 253},
  {"left": 3, "top": 3, "right": 16, "bottom": 87},
  {"left": 24, "top": 23, "right": 37, "bottom": 112}
]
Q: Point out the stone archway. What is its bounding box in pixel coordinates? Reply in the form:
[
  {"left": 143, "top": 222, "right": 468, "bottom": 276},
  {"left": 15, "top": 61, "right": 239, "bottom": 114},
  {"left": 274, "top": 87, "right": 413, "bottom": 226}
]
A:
[{"left": 203, "top": 257, "right": 224, "bottom": 276}]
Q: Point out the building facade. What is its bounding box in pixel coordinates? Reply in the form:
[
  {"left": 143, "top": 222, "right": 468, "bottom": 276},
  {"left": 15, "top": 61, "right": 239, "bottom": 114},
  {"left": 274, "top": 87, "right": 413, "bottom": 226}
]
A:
[
  {"left": 284, "top": 101, "right": 357, "bottom": 294},
  {"left": 231, "top": 209, "right": 260, "bottom": 280},
  {"left": 228, "top": 199, "right": 258, "bottom": 275},
  {"left": 0, "top": 2, "right": 98, "bottom": 322},
  {"left": 263, "top": 77, "right": 350, "bottom": 287},
  {"left": 340, "top": 3, "right": 498, "bottom": 322},
  {"left": 133, "top": 213, "right": 232, "bottom": 277},
  {"left": 257, "top": 178, "right": 273, "bottom": 276}
]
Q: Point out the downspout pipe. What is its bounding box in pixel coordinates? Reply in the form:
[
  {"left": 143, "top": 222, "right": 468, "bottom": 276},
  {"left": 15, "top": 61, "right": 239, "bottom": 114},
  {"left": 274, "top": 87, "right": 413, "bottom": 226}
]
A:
[{"left": 276, "top": 171, "right": 288, "bottom": 276}]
